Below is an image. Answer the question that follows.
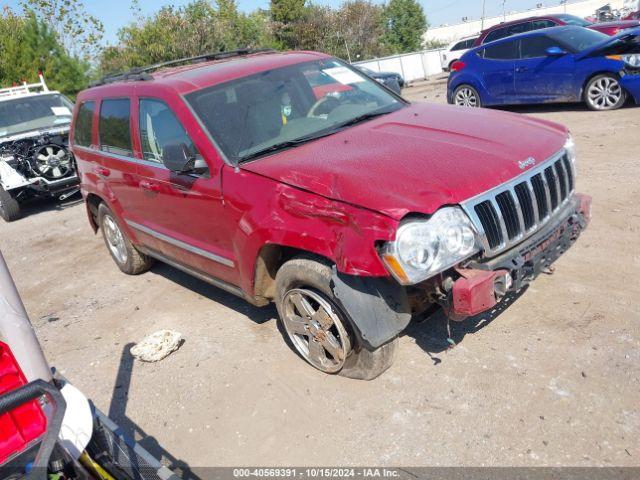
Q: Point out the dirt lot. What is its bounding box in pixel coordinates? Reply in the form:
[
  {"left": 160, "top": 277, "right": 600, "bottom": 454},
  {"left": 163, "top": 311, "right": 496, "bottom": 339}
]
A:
[{"left": 1, "top": 78, "right": 639, "bottom": 471}]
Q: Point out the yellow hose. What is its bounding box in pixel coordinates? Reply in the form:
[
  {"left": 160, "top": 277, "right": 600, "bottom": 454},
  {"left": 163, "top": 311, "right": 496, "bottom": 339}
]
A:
[{"left": 79, "top": 451, "right": 117, "bottom": 480}]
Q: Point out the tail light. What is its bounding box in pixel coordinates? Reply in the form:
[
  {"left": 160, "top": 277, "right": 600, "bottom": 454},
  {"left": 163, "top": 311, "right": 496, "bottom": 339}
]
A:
[
  {"left": 0, "top": 342, "right": 47, "bottom": 465},
  {"left": 451, "top": 61, "right": 466, "bottom": 72}
]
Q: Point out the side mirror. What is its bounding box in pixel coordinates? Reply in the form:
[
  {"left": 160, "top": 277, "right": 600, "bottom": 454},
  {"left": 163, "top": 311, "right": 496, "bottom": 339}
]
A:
[
  {"left": 162, "top": 143, "right": 207, "bottom": 174},
  {"left": 546, "top": 46, "right": 566, "bottom": 56}
]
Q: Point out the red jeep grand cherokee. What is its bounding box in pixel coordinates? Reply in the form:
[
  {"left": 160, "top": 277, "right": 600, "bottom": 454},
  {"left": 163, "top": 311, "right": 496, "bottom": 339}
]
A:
[{"left": 71, "top": 49, "right": 591, "bottom": 380}]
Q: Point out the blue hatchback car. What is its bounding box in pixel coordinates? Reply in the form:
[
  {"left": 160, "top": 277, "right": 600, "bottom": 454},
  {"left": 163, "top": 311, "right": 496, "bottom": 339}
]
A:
[{"left": 448, "top": 26, "right": 640, "bottom": 111}]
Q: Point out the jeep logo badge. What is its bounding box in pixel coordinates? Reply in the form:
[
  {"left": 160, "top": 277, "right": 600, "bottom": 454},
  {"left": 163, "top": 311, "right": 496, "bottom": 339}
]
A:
[{"left": 519, "top": 157, "right": 536, "bottom": 170}]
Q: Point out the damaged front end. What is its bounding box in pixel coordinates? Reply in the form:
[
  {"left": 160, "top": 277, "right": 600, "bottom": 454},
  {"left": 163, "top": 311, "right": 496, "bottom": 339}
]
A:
[
  {"left": 0, "top": 133, "right": 78, "bottom": 199},
  {"left": 329, "top": 144, "right": 591, "bottom": 351}
]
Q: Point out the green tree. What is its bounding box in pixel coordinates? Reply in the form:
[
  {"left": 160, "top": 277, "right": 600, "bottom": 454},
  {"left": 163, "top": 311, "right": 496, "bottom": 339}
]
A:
[
  {"left": 99, "top": 0, "right": 276, "bottom": 75},
  {"left": 19, "top": 0, "right": 104, "bottom": 59},
  {"left": 381, "top": 0, "right": 428, "bottom": 53},
  {"left": 0, "top": 8, "right": 89, "bottom": 97}
]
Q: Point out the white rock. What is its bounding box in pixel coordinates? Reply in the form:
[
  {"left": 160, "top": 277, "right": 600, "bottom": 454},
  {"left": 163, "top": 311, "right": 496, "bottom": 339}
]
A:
[{"left": 130, "top": 330, "right": 182, "bottom": 362}]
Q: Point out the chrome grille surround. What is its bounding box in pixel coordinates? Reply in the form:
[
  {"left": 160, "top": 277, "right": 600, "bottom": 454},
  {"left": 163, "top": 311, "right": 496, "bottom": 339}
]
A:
[{"left": 461, "top": 148, "right": 575, "bottom": 258}]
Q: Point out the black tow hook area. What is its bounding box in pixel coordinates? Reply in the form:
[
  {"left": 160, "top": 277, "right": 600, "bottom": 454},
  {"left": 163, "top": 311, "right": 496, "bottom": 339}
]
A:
[{"left": 331, "top": 267, "right": 412, "bottom": 350}]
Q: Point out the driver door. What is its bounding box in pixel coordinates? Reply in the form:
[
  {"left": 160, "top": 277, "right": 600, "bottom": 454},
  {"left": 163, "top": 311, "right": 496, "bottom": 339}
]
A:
[
  {"left": 514, "top": 36, "right": 577, "bottom": 101},
  {"left": 132, "top": 97, "right": 239, "bottom": 286}
]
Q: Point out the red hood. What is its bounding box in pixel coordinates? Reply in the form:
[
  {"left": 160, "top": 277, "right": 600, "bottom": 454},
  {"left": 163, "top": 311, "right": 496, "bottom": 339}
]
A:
[{"left": 241, "top": 103, "right": 568, "bottom": 220}]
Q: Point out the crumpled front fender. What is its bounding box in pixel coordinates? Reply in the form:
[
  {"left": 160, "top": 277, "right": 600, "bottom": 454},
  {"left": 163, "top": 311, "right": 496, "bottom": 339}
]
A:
[{"left": 331, "top": 267, "right": 412, "bottom": 350}]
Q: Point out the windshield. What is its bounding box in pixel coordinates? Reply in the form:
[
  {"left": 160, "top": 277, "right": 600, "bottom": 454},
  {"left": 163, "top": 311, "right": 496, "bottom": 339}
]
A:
[
  {"left": 0, "top": 94, "right": 74, "bottom": 138},
  {"left": 556, "top": 14, "right": 592, "bottom": 27},
  {"left": 548, "top": 27, "right": 608, "bottom": 52},
  {"left": 185, "top": 59, "right": 404, "bottom": 163}
]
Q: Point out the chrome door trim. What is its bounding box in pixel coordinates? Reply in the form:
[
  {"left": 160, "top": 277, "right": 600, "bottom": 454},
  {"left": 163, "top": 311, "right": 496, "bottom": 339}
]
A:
[{"left": 125, "top": 220, "right": 235, "bottom": 268}]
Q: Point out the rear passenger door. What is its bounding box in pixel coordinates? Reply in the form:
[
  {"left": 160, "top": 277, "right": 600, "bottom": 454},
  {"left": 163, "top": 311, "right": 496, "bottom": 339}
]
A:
[
  {"left": 132, "top": 97, "right": 239, "bottom": 286},
  {"left": 96, "top": 98, "right": 148, "bottom": 221},
  {"left": 479, "top": 40, "right": 519, "bottom": 101}
]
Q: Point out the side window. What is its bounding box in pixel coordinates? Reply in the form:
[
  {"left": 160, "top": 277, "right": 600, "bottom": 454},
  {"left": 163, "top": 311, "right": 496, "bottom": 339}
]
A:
[
  {"left": 508, "top": 21, "right": 532, "bottom": 36},
  {"left": 139, "top": 99, "right": 200, "bottom": 165},
  {"left": 483, "top": 40, "right": 519, "bottom": 60},
  {"left": 451, "top": 41, "right": 467, "bottom": 51},
  {"left": 519, "top": 36, "right": 558, "bottom": 59},
  {"left": 99, "top": 99, "right": 132, "bottom": 157},
  {"left": 485, "top": 27, "right": 509, "bottom": 43},
  {"left": 531, "top": 19, "right": 557, "bottom": 30},
  {"left": 74, "top": 101, "right": 94, "bottom": 147}
]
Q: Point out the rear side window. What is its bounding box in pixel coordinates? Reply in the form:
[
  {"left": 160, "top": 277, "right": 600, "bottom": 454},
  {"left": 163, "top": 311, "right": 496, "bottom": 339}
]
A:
[
  {"left": 519, "top": 36, "right": 558, "bottom": 58},
  {"left": 485, "top": 27, "right": 510, "bottom": 43},
  {"left": 452, "top": 38, "right": 476, "bottom": 50},
  {"left": 531, "top": 19, "right": 557, "bottom": 30},
  {"left": 482, "top": 40, "right": 519, "bottom": 60},
  {"left": 74, "top": 101, "right": 94, "bottom": 147},
  {"left": 99, "top": 99, "right": 132, "bottom": 157},
  {"left": 138, "top": 99, "right": 200, "bottom": 164}
]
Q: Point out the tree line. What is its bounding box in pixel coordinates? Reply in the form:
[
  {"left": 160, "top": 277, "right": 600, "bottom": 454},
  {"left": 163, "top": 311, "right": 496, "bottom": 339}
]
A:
[{"left": 0, "top": 0, "right": 428, "bottom": 97}]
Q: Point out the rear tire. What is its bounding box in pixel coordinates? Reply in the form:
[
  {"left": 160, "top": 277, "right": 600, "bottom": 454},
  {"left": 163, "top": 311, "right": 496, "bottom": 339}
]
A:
[
  {"left": 0, "top": 186, "right": 21, "bottom": 222},
  {"left": 97, "top": 203, "right": 154, "bottom": 275},
  {"left": 275, "top": 256, "right": 397, "bottom": 380},
  {"left": 584, "top": 74, "right": 626, "bottom": 111},
  {"left": 452, "top": 84, "right": 482, "bottom": 108}
]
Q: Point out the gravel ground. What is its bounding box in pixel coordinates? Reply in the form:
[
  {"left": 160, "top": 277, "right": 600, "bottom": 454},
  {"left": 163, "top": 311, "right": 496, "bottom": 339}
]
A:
[{"left": 1, "top": 77, "right": 639, "bottom": 472}]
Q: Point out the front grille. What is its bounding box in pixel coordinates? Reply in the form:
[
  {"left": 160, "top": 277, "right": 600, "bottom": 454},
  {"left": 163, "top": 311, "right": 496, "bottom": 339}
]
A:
[{"left": 463, "top": 150, "right": 575, "bottom": 256}]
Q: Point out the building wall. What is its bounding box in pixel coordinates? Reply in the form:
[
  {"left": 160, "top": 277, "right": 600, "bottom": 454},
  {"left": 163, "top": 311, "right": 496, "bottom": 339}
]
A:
[{"left": 424, "top": 0, "right": 627, "bottom": 45}]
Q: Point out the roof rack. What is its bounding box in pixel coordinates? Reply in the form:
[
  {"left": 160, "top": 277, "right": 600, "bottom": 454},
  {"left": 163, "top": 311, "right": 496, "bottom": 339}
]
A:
[
  {"left": 0, "top": 72, "right": 51, "bottom": 100},
  {"left": 91, "top": 48, "right": 277, "bottom": 87}
]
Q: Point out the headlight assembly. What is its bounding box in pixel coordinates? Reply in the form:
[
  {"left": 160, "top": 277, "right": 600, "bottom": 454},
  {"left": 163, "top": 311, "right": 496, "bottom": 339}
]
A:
[
  {"left": 621, "top": 54, "right": 640, "bottom": 68},
  {"left": 564, "top": 134, "right": 576, "bottom": 164},
  {"left": 381, "top": 207, "right": 481, "bottom": 285}
]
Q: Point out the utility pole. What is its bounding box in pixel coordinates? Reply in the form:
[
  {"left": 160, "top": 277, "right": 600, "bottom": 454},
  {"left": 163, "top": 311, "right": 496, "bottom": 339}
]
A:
[
  {"left": 481, "top": 0, "right": 487, "bottom": 30},
  {"left": 502, "top": 0, "right": 507, "bottom": 21}
]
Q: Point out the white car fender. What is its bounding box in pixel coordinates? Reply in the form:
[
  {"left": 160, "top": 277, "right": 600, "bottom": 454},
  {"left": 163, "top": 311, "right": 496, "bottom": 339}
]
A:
[{"left": 0, "top": 158, "right": 30, "bottom": 191}]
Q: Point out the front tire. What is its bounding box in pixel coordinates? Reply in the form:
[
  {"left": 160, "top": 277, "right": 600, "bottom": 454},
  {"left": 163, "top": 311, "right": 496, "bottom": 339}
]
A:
[
  {"left": 275, "top": 256, "right": 397, "bottom": 380},
  {"left": 97, "top": 203, "right": 154, "bottom": 275},
  {"left": 0, "top": 186, "right": 21, "bottom": 222},
  {"left": 584, "top": 74, "right": 626, "bottom": 111},
  {"left": 452, "top": 85, "right": 482, "bottom": 108}
]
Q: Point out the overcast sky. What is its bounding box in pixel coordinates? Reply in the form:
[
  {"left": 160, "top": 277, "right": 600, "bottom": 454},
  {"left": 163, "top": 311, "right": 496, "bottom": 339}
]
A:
[{"left": 4, "top": 0, "right": 570, "bottom": 44}]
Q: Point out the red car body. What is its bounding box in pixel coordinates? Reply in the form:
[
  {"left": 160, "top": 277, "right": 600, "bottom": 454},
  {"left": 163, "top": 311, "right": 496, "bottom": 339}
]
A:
[
  {"left": 70, "top": 50, "right": 591, "bottom": 378},
  {"left": 474, "top": 14, "right": 640, "bottom": 45},
  {"left": 624, "top": 11, "right": 640, "bottom": 20}
]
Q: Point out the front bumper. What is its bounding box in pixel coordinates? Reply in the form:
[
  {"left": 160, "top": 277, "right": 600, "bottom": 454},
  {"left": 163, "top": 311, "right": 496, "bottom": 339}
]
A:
[
  {"left": 621, "top": 69, "right": 640, "bottom": 103},
  {"left": 448, "top": 193, "right": 591, "bottom": 319}
]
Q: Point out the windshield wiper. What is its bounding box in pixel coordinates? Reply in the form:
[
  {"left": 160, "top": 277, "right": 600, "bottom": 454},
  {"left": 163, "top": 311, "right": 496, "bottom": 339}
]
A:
[
  {"left": 334, "top": 107, "right": 398, "bottom": 129},
  {"left": 239, "top": 131, "right": 338, "bottom": 163},
  {"left": 238, "top": 107, "right": 399, "bottom": 163}
]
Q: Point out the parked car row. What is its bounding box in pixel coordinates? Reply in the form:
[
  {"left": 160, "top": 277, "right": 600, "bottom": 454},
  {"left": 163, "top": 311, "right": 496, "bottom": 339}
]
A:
[{"left": 448, "top": 26, "right": 640, "bottom": 111}]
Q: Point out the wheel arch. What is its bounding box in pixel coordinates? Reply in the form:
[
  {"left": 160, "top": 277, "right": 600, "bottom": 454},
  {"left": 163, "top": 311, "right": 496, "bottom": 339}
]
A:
[
  {"left": 580, "top": 70, "right": 625, "bottom": 101},
  {"left": 85, "top": 192, "right": 103, "bottom": 233},
  {"left": 252, "top": 244, "right": 335, "bottom": 302}
]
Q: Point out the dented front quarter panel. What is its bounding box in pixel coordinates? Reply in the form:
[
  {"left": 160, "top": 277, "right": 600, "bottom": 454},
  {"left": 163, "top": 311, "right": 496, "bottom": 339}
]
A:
[{"left": 222, "top": 166, "right": 398, "bottom": 296}]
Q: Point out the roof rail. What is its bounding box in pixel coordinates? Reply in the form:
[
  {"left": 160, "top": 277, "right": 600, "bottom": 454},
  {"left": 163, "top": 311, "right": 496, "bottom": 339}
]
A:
[
  {"left": 0, "top": 72, "right": 50, "bottom": 100},
  {"left": 91, "top": 48, "right": 277, "bottom": 87}
]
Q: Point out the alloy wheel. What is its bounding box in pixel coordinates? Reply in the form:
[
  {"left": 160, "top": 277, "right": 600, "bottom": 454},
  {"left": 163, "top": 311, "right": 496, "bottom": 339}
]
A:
[
  {"left": 587, "top": 77, "right": 623, "bottom": 110},
  {"left": 454, "top": 87, "right": 479, "bottom": 107},
  {"left": 281, "top": 288, "right": 351, "bottom": 373},
  {"left": 103, "top": 214, "right": 128, "bottom": 265}
]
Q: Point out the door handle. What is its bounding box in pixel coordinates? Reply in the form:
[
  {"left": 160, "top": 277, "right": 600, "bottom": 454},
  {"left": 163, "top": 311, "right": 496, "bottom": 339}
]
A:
[
  {"left": 95, "top": 166, "right": 110, "bottom": 177},
  {"left": 139, "top": 180, "right": 160, "bottom": 193}
]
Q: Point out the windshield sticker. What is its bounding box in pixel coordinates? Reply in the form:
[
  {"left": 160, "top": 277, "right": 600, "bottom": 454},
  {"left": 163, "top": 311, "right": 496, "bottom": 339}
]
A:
[
  {"left": 51, "top": 106, "right": 72, "bottom": 116},
  {"left": 322, "top": 67, "right": 365, "bottom": 85}
]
